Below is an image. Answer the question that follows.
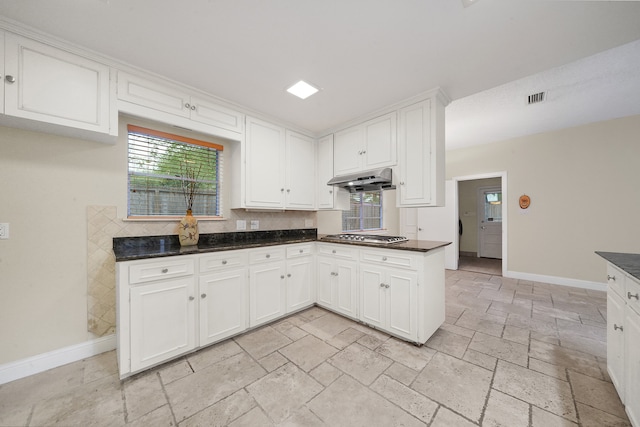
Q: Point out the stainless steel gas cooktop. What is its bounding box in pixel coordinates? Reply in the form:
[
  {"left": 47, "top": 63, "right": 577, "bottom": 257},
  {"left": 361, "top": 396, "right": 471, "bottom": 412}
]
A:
[{"left": 321, "top": 234, "right": 409, "bottom": 244}]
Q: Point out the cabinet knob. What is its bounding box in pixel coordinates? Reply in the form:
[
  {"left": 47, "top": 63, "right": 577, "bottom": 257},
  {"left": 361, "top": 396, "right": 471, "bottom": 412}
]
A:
[
  {"left": 281, "top": 188, "right": 285, "bottom": 192},
  {"left": 5, "top": 75, "right": 16, "bottom": 84},
  {"left": 400, "top": 182, "right": 405, "bottom": 185},
  {"left": 266, "top": 254, "right": 270, "bottom": 258},
  {"left": 380, "top": 283, "right": 385, "bottom": 288},
  {"left": 185, "top": 102, "right": 191, "bottom": 109},
  {"left": 418, "top": 228, "right": 423, "bottom": 231},
  {"left": 382, "top": 256, "right": 387, "bottom": 261},
  {"left": 287, "top": 189, "right": 290, "bottom": 193},
  {"left": 386, "top": 284, "right": 390, "bottom": 289},
  {"left": 362, "top": 150, "right": 366, "bottom": 154},
  {"left": 614, "top": 323, "right": 623, "bottom": 332},
  {"left": 201, "top": 293, "right": 207, "bottom": 299},
  {"left": 287, "top": 273, "right": 291, "bottom": 278},
  {"left": 628, "top": 292, "right": 639, "bottom": 300},
  {"left": 329, "top": 190, "right": 333, "bottom": 194},
  {"left": 161, "top": 268, "right": 169, "bottom": 274},
  {"left": 189, "top": 296, "right": 195, "bottom": 301},
  {"left": 332, "top": 250, "right": 336, "bottom": 254},
  {"left": 222, "top": 260, "right": 227, "bottom": 265},
  {"left": 608, "top": 275, "right": 616, "bottom": 281},
  {"left": 281, "top": 275, "right": 285, "bottom": 279},
  {"left": 191, "top": 105, "right": 196, "bottom": 111},
  {"left": 299, "top": 249, "right": 304, "bottom": 253}
]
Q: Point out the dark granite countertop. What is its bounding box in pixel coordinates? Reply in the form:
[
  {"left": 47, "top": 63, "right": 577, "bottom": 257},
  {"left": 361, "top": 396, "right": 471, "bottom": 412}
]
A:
[
  {"left": 114, "top": 229, "right": 318, "bottom": 262},
  {"left": 114, "top": 229, "right": 451, "bottom": 262},
  {"left": 596, "top": 251, "right": 640, "bottom": 281}
]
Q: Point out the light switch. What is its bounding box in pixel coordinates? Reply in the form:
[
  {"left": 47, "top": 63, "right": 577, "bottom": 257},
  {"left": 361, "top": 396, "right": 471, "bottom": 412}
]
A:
[
  {"left": 250, "top": 220, "right": 259, "bottom": 230},
  {"left": 236, "top": 220, "right": 246, "bottom": 230}
]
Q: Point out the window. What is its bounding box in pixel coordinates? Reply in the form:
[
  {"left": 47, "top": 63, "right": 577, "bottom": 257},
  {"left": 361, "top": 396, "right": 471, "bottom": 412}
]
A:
[
  {"left": 127, "top": 125, "right": 223, "bottom": 217},
  {"left": 342, "top": 191, "right": 383, "bottom": 231}
]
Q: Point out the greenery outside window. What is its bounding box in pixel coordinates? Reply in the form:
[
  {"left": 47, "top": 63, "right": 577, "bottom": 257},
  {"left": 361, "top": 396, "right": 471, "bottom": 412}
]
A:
[
  {"left": 342, "top": 191, "right": 383, "bottom": 231},
  {"left": 127, "top": 125, "right": 223, "bottom": 218}
]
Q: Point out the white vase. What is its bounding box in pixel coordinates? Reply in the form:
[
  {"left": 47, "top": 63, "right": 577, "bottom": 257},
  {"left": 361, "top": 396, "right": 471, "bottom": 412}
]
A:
[{"left": 178, "top": 209, "right": 199, "bottom": 246}]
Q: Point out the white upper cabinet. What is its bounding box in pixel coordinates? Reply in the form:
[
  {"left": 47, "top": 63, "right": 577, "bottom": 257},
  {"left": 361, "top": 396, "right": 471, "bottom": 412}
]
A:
[
  {"left": 245, "top": 116, "right": 287, "bottom": 208},
  {"left": 1, "top": 32, "right": 115, "bottom": 139},
  {"left": 333, "top": 112, "right": 397, "bottom": 176},
  {"left": 397, "top": 95, "right": 446, "bottom": 207},
  {"left": 241, "top": 117, "right": 316, "bottom": 210},
  {"left": 285, "top": 130, "right": 316, "bottom": 210},
  {"left": 117, "top": 71, "right": 244, "bottom": 137}
]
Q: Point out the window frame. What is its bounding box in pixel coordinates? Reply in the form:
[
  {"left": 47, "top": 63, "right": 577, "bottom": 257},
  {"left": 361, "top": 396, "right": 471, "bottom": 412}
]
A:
[
  {"left": 342, "top": 190, "right": 384, "bottom": 232},
  {"left": 127, "top": 125, "right": 224, "bottom": 220}
]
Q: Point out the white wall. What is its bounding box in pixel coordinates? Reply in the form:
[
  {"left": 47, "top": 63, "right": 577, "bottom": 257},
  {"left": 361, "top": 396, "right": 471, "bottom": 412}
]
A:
[{"left": 447, "top": 114, "right": 640, "bottom": 283}]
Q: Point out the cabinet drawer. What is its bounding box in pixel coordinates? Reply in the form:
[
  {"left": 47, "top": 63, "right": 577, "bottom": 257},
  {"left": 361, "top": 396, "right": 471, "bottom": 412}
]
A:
[
  {"left": 627, "top": 276, "right": 640, "bottom": 315},
  {"left": 607, "top": 264, "right": 626, "bottom": 298},
  {"left": 287, "top": 244, "right": 313, "bottom": 258},
  {"left": 361, "top": 250, "right": 416, "bottom": 269},
  {"left": 200, "top": 251, "right": 248, "bottom": 273},
  {"left": 129, "top": 258, "right": 195, "bottom": 284},
  {"left": 317, "top": 244, "right": 356, "bottom": 259},
  {"left": 249, "top": 247, "right": 285, "bottom": 264}
]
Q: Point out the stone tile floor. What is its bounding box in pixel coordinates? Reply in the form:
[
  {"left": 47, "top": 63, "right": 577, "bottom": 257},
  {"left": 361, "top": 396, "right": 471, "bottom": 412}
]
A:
[{"left": 0, "top": 269, "right": 630, "bottom": 426}]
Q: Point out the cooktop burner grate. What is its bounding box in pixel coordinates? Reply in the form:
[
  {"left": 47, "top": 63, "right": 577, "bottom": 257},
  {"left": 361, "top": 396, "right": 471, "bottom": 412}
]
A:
[{"left": 322, "top": 234, "right": 409, "bottom": 244}]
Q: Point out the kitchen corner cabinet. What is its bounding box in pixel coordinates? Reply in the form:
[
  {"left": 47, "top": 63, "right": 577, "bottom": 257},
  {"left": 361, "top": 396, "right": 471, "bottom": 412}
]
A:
[
  {"left": 397, "top": 97, "right": 445, "bottom": 207},
  {"left": 117, "top": 71, "right": 244, "bottom": 136},
  {"left": 1, "top": 32, "right": 115, "bottom": 139},
  {"left": 243, "top": 117, "right": 316, "bottom": 210},
  {"left": 605, "top": 262, "right": 640, "bottom": 427},
  {"left": 316, "top": 244, "right": 358, "bottom": 319},
  {"left": 333, "top": 112, "right": 397, "bottom": 176}
]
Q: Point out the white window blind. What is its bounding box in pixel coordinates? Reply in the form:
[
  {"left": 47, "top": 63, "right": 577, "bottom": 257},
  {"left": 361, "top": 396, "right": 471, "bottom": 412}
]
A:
[
  {"left": 342, "top": 190, "right": 383, "bottom": 231},
  {"left": 127, "top": 125, "right": 223, "bottom": 217}
]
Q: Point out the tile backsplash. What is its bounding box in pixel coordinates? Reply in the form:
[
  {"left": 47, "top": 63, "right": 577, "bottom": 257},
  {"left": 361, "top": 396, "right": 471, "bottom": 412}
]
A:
[{"left": 87, "top": 206, "right": 316, "bottom": 337}]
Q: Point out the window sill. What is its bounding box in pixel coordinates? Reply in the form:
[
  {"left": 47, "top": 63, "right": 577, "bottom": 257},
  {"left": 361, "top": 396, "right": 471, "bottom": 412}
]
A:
[{"left": 124, "top": 216, "right": 226, "bottom": 222}]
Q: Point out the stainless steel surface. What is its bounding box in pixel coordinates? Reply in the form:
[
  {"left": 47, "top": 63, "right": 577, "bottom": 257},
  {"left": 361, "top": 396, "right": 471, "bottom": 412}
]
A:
[
  {"left": 614, "top": 323, "right": 623, "bottom": 331},
  {"left": 5, "top": 75, "right": 15, "bottom": 83},
  {"left": 629, "top": 292, "right": 639, "bottom": 300},
  {"left": 321, "top": 234, "right": 409, "bottom": 244},
  {"left": 327, "top": 167, "right": 395, "bottom": 192}
]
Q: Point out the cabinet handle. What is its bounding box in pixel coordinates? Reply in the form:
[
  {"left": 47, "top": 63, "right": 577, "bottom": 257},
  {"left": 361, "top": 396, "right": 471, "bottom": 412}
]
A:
[
  {"left": 287, "top": 273, "right": 291, "bottom": 278},
  {"left": 362, "top": 150, "right": 366, "bottom": 154},
  {"left": 382, "top": 256, "right": 387, "bottom": 261},
  {"left": 5, "top": 75, "right": 16, "bottom": 84},
  {"left": 287, "top": 189, "right": 290, "bottom": 193},
  {"left": 190, "top": 105, "right": 196, "bottom": 111},
  {"left": 266, "top": 254, "right": 270, "bottom": 258},
  {"left": 329, "top": 190, "right": 333, "bottom": 194},
  {"left": 299, "top": 249, "right": 304, "bottom": 253},
  {"left": 400, "top": 181, "right": 405, "bottom": 185},
  {"left": 380, "top": 283, "right": 385, "bottom": 288},
  {"left": 614, "top": 323, "right": 623, "bottom": 332},
  {"left": 418, "top": 228, "right": 423, "bottom": 231},
  {"left": 332, "top": 250, "right": 336, "bottom": 254},
  {"left": 608, "top": 275, "right": 616, "bottom": 281},
  {"left": 222, "top": 260, "right": 227, "bottom": 265},
  {"left": 189, "top": 296, "right": 195, "bottom": 301},
  {"left": 161, "top": 268, "right": 169, "bottom": 274},
  {"left": 628, "top": 292, "right": 639, "bottom": 300},
  {"left": 185, "top": 102, "right": 191, "bottom": 109},
  {"left": 281, "top": 275, "right": 285, "bottom": 279},
  {"left": 281, "top": 188, "right": 285, "bottom": 192},
  {"left": 201, "top": 293, "right": 207, "bottom": 299},
  {"left": 385, "top": 284, "right": 390, "bottom": 289}
]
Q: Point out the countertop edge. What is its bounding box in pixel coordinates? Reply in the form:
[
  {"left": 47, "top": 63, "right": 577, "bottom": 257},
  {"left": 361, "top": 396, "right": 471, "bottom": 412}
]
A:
[{"left": 596, "top": 251, "right": 640, "bottom": 282}]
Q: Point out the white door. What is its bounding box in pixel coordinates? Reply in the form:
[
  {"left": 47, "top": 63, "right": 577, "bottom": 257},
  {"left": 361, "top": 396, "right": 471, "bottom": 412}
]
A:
[
  {"left": 317, "top": 135, "right": 335, "bottom": 209},
  {"left": 416, "top": 180, "right": 458, "bottom": 270},
  {"left": 360, "top": 266, "right": 385, "bottom": 329},
  {"left": 285, "top": 131, "right": 316, "bottom": 209},
  {"left": 249, "top": 262, "right": 286, "bottom": 326},
  {"left": 386, "top": 269, "right": 418, "bottom": 341},
  {"left": 333, "top": 126, "right": 363, "bottom": 176},
  {"left": 286, "top": 258, "right": 314, "bottom": 312},
  {"left": 334, "top": 261, "right": 358, "bottom": 318},
  {"left": 130, "top": 278, "right": 196, "bottom": 371},
  {"left": 245, "top": 117, "right": 286, "bottom": 208},
  {"left": 478, "top": 186, "right": 502, "bottom": 259},
  {"left": 199, "top": 269, "right": 246, "bottom": 346},
  {"left": 316, "top": 257, "right": 335, "bottom": 308},
  {"left": 363, "top": 112, "right": 396, "bottom": 169}
]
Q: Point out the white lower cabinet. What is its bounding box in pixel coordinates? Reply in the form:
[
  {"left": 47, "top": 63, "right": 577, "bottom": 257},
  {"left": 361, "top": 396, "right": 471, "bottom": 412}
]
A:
[
  {"left": 604, "top": 261, "right": 640, "bottom": 427},
  {"left": 361, "top": 264, "right": 417, "bottom": 341},
  {"left": 316, "top": 244, "right": 358, "bottom": 319},
  {"left": 129, "top": 277, "right": 196, "bottom": 372},
  {"left": 286, "top": 244, "right": 315, "bottom": 313},
  {"left": 249, "top": 248, "right": 287, "bottom": 327}
]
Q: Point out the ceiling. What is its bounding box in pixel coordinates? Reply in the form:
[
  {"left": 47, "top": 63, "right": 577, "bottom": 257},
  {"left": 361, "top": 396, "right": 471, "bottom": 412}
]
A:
[{"left": 1, "top": 0, "right": 640, "bottom": 149}]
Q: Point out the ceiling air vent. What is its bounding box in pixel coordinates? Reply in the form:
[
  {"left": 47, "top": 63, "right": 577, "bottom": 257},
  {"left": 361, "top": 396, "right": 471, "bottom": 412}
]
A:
[{"left": 527, "top": 91, "right": 546, "bottom": 105}]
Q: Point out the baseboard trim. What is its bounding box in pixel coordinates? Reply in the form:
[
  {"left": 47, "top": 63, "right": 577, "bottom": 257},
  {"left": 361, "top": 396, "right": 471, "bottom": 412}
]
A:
[
  {"left": 0, "top": 334, "right": 116, "bottom": 385},
  {"left": 505, "top": 270, "right": 606, "bottom": 292}
]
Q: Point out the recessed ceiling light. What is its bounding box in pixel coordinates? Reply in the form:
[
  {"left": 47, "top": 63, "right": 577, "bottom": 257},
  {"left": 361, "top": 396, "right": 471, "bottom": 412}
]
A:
[
  {"left": 461, "top": 0, "right": 479, "bottom": 8},
  {"left": 286, "top": 80, "right": 319, "bottom": 99}
]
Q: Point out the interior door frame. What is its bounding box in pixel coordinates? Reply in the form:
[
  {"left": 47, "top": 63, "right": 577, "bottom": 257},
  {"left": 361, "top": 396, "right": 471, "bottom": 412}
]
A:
[{"left": 454, "top": 172, "right": 507, "bottom": 276}]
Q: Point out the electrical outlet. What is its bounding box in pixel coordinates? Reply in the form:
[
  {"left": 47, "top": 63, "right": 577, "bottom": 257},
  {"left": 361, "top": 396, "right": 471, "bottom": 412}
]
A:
[
  {"left": 250, "top": 220, "right": 259, "bottom": 230},
  {"left": 0, "top": 223, "right": 9, "bottom": 239},
  {"left": 236, "top": 220, "right": 246, "bottom": 230}
]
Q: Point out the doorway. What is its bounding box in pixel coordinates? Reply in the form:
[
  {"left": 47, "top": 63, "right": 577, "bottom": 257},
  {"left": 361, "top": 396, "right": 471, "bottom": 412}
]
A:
[{"left": 457, "top": 175, "right": 505, "bottom": 276}]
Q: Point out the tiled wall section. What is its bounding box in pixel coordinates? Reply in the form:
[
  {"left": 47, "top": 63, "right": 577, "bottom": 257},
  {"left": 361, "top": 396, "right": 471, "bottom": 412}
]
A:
[{"left": 87, "top": 206, "right": 316, "bottom": 337}]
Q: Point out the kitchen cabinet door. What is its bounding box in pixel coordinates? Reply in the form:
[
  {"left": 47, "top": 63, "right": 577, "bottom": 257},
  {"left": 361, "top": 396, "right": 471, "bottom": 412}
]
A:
[
  {"left": 361, "top": 266, "right": 386, "bottom": 329},
  {"left": 607, "top": 290, "right": 626, "bottom": 400},
  {"left": 625, "top": 306, "right": 640, "bottom": 427},
  {"left": 317, "top": 135, "right": 336, "bottom": 209},
  {"left": 249, "top": 261, "right": 286, "bottom": 327},
  {"left": 386, "top": 269, "right": 418, "bottom": 341},
  {"left": 129, "top": 278, "right": 196, "bottom": 372},
  {"left": 398, "top": 98, "right": 445, "bottom": 207},
  {"left": 4, "top": 33, "right": 112, "bottom": 135},
  {"left": 363, "top": 112, "right": 396, "bottom": 169},
  {"left": 245, "top": 117, "right": 286, "bottom": 208},
  {"left": 199, "top": 268, "right": 247, "bottom": 346},
  {"left": 334, "top": 260, "right": 358, "bottom": 319},
  {"left": 285, "top": 131, "right": 316, "bottom": 210},
  {"left": 316, "top": 256, "right": 335, "bottom": 308},
  {"left": 117, "top": 71, "right": 190, "bottom": 118},
  {"left": 190, "top": 95, "right": 244, "bottom": 133},
  {"left": 286, "top": 257, "right": 314, "bottom": 313},
  {"left": 333, "top": 126, "right": 363, "bottom": 176}
]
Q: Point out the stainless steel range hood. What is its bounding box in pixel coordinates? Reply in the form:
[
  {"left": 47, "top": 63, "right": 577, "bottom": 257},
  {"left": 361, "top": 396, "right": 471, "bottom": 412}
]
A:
[{"left": 327, "top": 167, "right": 395, "bottom": 193}]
